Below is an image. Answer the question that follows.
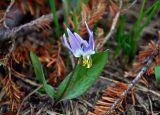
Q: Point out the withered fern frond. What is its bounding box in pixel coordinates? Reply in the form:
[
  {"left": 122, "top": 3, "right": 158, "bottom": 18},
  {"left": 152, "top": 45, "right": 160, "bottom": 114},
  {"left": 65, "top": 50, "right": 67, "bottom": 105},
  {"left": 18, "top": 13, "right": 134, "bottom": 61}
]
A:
[
  {"left": 88, "top": 82, "right": 128, "bottom": 115},
  {"left": 2, "top": 76, "right": 23, "bottom": 111},
  {"left": 80, "top": 0, "right": 106, "bottom": 36},
  {"left": 134, "top": 31, "right": 160, "bottom": 76}
]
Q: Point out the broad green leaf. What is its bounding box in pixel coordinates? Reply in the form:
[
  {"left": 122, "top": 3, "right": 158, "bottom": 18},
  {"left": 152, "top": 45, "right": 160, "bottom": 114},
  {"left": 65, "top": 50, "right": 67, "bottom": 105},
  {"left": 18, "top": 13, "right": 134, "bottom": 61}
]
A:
[
  {"left": 30, "top": 51, "right": 46, "bottom": 84},
  {"left": 55, "top": 51, "right": 108, "bottom": 102},
  {"left": 44, "top": 84, "right": 55, "bottom": 98},
  {"left": 30, "top": 51, "right": 55, "bottom": 98},
  {"left": 155, "top": 65, "right": 160, "bottom": 85}
]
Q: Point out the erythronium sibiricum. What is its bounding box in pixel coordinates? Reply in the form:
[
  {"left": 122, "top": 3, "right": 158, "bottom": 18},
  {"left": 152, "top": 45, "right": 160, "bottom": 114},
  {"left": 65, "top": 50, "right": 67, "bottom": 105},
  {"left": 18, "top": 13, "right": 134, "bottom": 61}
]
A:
[{"left": 63, "top": 21, "right": 95, "bottom": 68}]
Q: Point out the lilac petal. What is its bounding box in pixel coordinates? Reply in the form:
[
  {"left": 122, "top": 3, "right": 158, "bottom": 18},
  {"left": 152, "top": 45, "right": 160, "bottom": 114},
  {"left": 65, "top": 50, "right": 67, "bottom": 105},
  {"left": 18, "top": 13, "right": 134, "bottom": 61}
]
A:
[
  {"left": 73, "top": 49, "right": 83, "bottom": 57},
  {"left": 85, "top": 21, "right": 94, "bottom": 50},
  {"left": 88, "top": 33, "right": 94, "bottom": 50},
  {"left": 67, "top": 28, "right": 81, "bottom": 52},
  {"left": 63, "top": 34, "right": 72, "bottom": 51},
  {"left": 74, "top": 32, "right": 88, "bottom": 47},
  {"left": 85, "top": 21, "right": 92, "bottom": 35}
]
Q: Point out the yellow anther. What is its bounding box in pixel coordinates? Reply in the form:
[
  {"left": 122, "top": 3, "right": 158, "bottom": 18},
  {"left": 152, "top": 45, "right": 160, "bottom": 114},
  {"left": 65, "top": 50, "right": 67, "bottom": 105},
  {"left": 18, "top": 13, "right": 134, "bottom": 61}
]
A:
[
  {"left": 87, "top": 57, "right": 92, "bottom": 68},
  {"left": 83, "top": 56, "right": 92, "bottom": 68}
]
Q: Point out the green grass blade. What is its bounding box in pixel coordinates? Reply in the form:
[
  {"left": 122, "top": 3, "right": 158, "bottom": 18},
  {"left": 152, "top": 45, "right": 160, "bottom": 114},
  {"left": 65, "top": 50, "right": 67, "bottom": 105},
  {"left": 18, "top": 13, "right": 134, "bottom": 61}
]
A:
[
  {"left": 62, "top": 0, "right": 69, "bottom": 25},
  {"left": 49, "top": 0, "right": 60, "bottom": 37},
  {"left": 73, "top": 10, "right": 78, "bottom": 33},
  {"left": 155, "top": 66, "right": 160, "bottom": 85}
]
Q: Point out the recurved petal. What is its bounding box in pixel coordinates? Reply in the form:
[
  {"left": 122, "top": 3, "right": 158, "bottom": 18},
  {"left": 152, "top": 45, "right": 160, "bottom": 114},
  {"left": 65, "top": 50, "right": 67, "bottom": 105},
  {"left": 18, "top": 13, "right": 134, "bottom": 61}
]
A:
[
  {"left": 85, "top": 21, "right": 94, "bottom": 50},
  {"left": 63, "top": 34, "right": 72, "bottom": 51},
  {"left": 85, "top": 21, "right": 92, "bottom": 35},
  {"left": 88, "top": 33, "right": 94, "bottom": 50},
  {"left": 67, "top": 28, "right": 81, "bottom": 51}
]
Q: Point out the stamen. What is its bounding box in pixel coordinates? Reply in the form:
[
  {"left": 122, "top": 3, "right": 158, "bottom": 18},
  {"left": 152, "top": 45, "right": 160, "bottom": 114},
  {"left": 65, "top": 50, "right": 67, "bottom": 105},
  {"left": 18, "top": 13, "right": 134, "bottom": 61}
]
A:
[
  {"left": 83, "top": 57, "right": 87, "bottom": 66},
  {"left": 87, "top": 57, "right": 92, "bottom": 68},
  {"left": 83, "top": 56, "right": 92, "bottom": 68}
]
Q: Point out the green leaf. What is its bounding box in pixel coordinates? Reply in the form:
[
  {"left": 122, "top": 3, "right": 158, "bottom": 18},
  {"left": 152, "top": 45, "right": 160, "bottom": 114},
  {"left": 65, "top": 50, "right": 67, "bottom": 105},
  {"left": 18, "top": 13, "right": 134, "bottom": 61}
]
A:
[
  {"left": 44, "top": 84, "right": 55, "bottom": 98},
  {"left": 30, "top": 51, "right": 46, "bottom": 84},
  {"left": 30, "top": 51, "right": 55, "bottom": 98},
  {"left": 55, "top": 51, "right": 108, "bottom": 102},
  {"left": 155, "top": 65, "right": 160, "bottom": 85}
]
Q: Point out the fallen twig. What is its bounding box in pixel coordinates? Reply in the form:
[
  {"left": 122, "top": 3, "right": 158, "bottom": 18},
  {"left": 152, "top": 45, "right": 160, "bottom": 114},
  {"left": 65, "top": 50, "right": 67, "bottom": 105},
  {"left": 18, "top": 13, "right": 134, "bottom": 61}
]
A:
[
  {"left": 0, "top": 3, "right": 63, "bottom": 55},
  {"left": 11, "top": 68, "right": 39, "bottom": 87},
  {"left": 105, "top": 47, "right": 159, "bottom": 114},
  {"left": 0, "top": 10, "right": 63, "bottom": 42}
]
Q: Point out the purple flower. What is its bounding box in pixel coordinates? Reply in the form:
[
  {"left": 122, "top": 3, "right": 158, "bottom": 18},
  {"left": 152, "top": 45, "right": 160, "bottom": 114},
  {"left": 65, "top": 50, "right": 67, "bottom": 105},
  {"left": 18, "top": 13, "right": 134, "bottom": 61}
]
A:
[{"left": 63, "top": 22, "right": 95, "bottom": 68}]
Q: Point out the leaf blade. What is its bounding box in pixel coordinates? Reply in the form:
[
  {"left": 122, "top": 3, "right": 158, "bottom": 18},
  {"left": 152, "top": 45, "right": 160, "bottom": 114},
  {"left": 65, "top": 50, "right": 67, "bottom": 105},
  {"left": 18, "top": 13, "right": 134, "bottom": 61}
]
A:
[
  {"left": 55, "top": 51, "right": 108, "bottom": 102},
  {"left": 30, "top": 51, "right": 55, "bottom": 98},
  {"left": 155, "top": 65, "right": 160, "bottom": 85}
]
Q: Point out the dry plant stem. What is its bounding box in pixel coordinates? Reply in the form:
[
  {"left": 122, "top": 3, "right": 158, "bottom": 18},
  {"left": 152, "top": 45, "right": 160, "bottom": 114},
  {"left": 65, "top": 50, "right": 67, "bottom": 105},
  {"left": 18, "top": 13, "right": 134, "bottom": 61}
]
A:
[
  {"left": 126, "top": 0, "right": 137, "bottom": 10},
  {"left": 136, "top": 85, "right": 160, "bottom": 97},
  {"left": 16, "top": 85, "right": 43, "bottom": 115},
  {"left": 3, "top": 0, "right": 15, "bottom": 29},
  {"left": 96, "top": 0, "right": 123, "bottom": 50},
  {"left": 105, "top": 49, "right": 159, "bottom": 114},
  {"left": 5, "top": 38, "right": 15, "bottom": 59},
  {"left": 69, "top": 52, "right": 75, "bottom": 68},
  {"left": 148, "top": 95, "right": 153, "bottom": 114},
  {"left": 12, "top": 73, "right": 39, "bottom": 87},
  {"left": 47, "top": 111, "right": 63, "bottom": 115}
]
